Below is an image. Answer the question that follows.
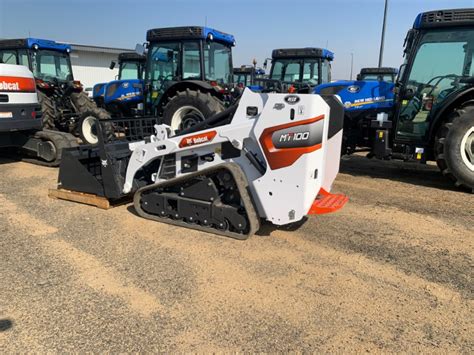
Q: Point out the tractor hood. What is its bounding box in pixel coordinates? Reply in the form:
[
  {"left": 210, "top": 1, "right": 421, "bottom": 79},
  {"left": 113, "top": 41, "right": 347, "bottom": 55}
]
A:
[{"left": 313, "top": 80, "right": 395, "bottom": 112}]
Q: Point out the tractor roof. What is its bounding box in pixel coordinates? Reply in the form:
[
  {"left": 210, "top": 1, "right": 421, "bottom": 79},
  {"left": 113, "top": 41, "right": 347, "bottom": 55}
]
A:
[
  {"left": 414, "top": 8, "right": 474, "bottom": 29},
  {"left": 118, "top": 52, "right": 146, "bottom": 62},
  {"left": 271, "top": 47, "right": 334, "bottom": 61},
  {"left": 360, "top": 67, "right": 398, "bottom": 75},
  {"left": 233, "top": 65, "right": 255, "bottom": 74},
  {"left": 0, "top": 38, "right": 71, "bottom": 52},
  {"left": 146, "top": 26, "right": 235, "bottom": 46}
]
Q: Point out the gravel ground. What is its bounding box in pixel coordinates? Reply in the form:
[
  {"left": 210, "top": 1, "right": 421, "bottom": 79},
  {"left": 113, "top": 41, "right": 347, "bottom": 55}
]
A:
[{"left": 0, "top": 154, "right": 472, "bottom": 352}]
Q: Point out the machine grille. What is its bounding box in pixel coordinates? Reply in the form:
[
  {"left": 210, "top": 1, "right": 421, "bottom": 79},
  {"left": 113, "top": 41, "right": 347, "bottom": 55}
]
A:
[
  {"left": 420, "top": 9, "right": 474, "bottom": 27},
  {"left": 147, "top": 27, "right": 204, "bottom": 42}
]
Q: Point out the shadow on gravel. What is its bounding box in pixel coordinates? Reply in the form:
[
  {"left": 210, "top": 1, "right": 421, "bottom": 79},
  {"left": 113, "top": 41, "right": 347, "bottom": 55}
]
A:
[
  {"left": 0, "top": 154, "right": 21, "bottom": 165},
  {"left": 127, "top": 204, "right": 310, "bottom": 238},
  {"left": 312, "top": 225, "right": 474, "bottom": 299},
  {"left": 0, "top": 318, "right": 14, "bottom": 332},
  {"left": 257, "top": 218, "right": 308, "bottom": 236},
  {"left": 339, "top": 155, "right": 466, "bottom": 192}
]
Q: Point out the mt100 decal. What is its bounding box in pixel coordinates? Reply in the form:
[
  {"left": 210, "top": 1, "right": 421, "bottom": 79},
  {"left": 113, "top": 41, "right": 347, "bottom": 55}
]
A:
[
  {"left": 259, "top": 115, "right": 324, "bottom": 170},
  {"left": 272, "top": 120, "right": 324, "bottom": 149}
]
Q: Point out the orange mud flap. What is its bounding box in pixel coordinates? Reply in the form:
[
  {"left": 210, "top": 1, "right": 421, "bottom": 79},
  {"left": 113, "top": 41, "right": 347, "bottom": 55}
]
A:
[{"left": 308, "top": 188, "right": 348, "bottom": 215}]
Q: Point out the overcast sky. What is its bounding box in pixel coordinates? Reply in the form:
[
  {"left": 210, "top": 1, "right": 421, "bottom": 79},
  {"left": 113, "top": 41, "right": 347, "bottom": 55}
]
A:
[{"left": 1, "top": 0, "right": 473, "bottom": 79}]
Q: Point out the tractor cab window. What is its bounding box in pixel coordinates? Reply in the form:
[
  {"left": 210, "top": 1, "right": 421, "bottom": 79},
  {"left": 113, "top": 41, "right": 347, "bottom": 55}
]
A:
[
  {"left": 284, "top": 62, "right": 300, "bottom": 82},
  {"left": 270, "top": 59, "right": 303, "bottom": 83},
  {"left": 0, "top": 49, "right": 30, "bottom": 67},
  {"left": 302, "top": 60, "right": 319, "bottom": 85},
  {"left": 18, "top": 50, "right": 29, "bottom": 67},
  {"left": 0, "top": 50, "right": 17, "bottom": 64},
  {"left": 270, "top": 61, "right": 284, "bottom": 81},
  {"left": 119, "top": 61, "right": 140, "bottom": 80},
  {"left": 183, "top": 42, "right": 201, "bottom": 80},
  {"left": 30, "top": 50, "right": 72, "bottom": 82},
  {"left": 397, "top": 28, "right": 474, "bottom": 140},
  {"left": 204, "top": 42, "right": 232, "bottom": 84},
  {"left": 321, "top": 59, "right": 331, "bottom": 83},
  {"left": 362, "top": 73, "right": 394, "bottom": 82},
  {"left": 147, "top": 42, "right": 180, "bottom": 88},
  {"left": 234, "top": 73, "right": 248, "bottom": 86}
]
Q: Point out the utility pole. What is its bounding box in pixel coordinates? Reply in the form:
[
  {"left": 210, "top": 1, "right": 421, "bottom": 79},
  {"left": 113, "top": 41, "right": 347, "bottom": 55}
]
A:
[
  {"left": 378, "top": 0, "right": 389, "bottom": 67},
  {"left": 350, "top": 52, "right": 354, "bottom": 80}
]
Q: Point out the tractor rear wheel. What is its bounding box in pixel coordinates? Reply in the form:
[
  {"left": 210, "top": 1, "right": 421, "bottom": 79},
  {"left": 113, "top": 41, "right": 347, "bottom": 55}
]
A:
[
  {"left": 37, "top": 91, "right": 56, "bottom": 130},
  {"left": 162, "top": 89, "right": 224, "bottom": 135},
  {"left": 77, "top": 108, "right": 115, "bottom": 145},
  {"left": 69, "top": 91, "right": 114, "bottom": 145},
  {"left": 70, "top": 91, "right": 98, "bottom": 112},
  {"left": 435, "top": 104, "right": 474, "bottom": 191}
]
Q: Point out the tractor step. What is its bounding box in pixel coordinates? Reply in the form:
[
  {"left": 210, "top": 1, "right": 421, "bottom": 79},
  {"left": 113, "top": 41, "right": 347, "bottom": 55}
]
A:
[
  {"left": 308, "top": 188, "right": 348, "bottom": 215},
  {"left": 48, "top": 188, "right": 130, "bottom": 209}
]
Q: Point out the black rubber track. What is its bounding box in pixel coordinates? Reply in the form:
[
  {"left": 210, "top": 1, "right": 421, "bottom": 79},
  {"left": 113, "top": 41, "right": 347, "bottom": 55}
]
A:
[{"left": 133, "top": 163, "right": 260, "bottom": 240}]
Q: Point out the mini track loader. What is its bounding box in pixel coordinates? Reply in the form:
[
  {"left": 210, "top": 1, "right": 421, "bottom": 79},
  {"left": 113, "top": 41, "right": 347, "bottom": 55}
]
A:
[{"left": 52, "top": 89, "right": 348, "bottom": 239}]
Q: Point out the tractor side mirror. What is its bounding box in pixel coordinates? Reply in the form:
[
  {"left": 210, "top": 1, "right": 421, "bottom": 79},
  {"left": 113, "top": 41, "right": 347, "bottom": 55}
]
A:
[
  {"left": 109, "top": 61, "right": 116, "bottom": 70},
  {"left": 135, "top": 43, "right": 146, "bottom": 56},
  {"left": 263, "top": 59, "right": 268, "bottom": 69},
  {"left": 356, "top": 74, "right": 361, "bottom": 81}
]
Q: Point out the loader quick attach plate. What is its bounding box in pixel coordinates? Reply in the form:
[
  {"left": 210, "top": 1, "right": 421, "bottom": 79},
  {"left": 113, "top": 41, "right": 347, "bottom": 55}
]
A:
[{"left": 133, "top": 163, "right": 260, "bottom": 240}]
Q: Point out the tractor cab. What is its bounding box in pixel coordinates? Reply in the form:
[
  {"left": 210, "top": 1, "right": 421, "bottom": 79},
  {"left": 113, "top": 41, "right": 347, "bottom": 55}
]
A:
[
  {"left": 263, "top": 47, "right": 333, "bottom": 92},
  {"left": 357, "top": 67, "right": 398, "bottom": 82},
  {"left": 317, "top": 9, "right": 474, "bottom": 190},
  {"left": 145, "top": 26, "right": 235, "bottom": 119},
  {"left": 0, "top": 38, "right": 111, "bottom": 145},
  {"left": 0, "top": 38, "right": 78, "bottom": 90},
  {"left": 393, "top": 10, "right": 474, "bottom": 151},
  {"left": 115, "top": 52, "right": 146, "bottom": 80},
  {"left": 93, "top": 52, "right": 147, "bottom": 116},
  {"left": 233, "top": 65, "right": 265, "bottom": 87}
]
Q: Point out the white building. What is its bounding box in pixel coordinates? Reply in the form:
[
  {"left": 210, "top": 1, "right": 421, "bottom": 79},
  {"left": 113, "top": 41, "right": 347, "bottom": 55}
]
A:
[{"left": 69, "top": 43, "right": 134, "bottom": 90}]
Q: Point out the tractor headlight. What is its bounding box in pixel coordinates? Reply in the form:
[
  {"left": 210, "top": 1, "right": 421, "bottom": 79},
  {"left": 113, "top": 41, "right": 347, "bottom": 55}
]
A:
[
  {"left": 208, "top": 33, "right": 214, "bottom": 41},
  {"left": 33, "top": 44, "right": 39, "bottom": 50},
  {"left": 66, "top": 48, "right": 71, "bottom": 53}
]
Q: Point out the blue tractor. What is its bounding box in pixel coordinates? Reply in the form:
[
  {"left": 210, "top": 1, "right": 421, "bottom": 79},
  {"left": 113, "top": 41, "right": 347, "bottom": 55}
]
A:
[
  {"left": 257, "top": 47, "right": 333, "bottom": 93},
  {"left": 0, "top": 38, "right": 111, "bottom": 145},
  {"left": 136, "top": 26, "right": 235, "bottom": 134},
  {"left": 315, "top": 8, "right": 474, "bottom": 190},
  {"left": 314, "top": 70, "right": 397, "bottom": 154},
  {"left": 93, "top": 52, "right": 146, "bottom": 117},
  {"left": 233, "top": 65, "right": 265, "bottom": 87}
]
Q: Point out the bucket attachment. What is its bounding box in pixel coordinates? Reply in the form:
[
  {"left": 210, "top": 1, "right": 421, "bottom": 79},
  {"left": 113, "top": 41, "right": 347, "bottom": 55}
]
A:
[{"left": 56, "top": 116, "right": 158, "bottom": 201}]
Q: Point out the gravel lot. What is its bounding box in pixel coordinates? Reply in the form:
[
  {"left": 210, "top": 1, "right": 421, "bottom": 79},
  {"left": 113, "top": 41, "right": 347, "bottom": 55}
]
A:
[{"left": 0, "top": 154, "right": 472, "bottom": 352}]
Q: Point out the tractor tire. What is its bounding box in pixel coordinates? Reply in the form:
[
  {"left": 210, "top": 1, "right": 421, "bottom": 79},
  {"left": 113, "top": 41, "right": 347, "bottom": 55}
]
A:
[
  {"left": 435, "top": 104, "right": 474, "bottom": 191},
  {"left": 70, "top": 91, "right": 97, "bottom": 112},
  {"left": 37, "top": 91, "right": 57, "bottom": 130},
  {"left": 162, "top": 89, "right": 224, "bottom": 135},
  {"left": 77, "top": 108, "right": 115, "bottom": 145}
]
